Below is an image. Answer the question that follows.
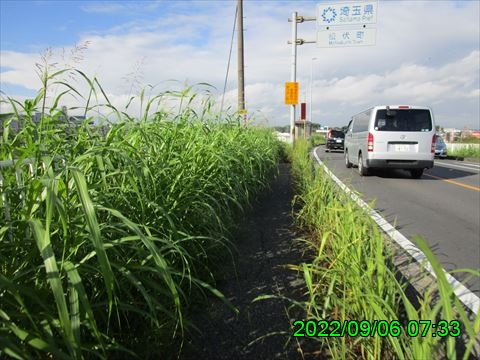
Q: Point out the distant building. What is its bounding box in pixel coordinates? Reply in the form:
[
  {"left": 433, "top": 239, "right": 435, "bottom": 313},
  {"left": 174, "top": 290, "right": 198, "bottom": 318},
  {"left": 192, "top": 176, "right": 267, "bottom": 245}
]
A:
[
  {"left": 0, "top": 108, "right": 90, "bottom": 136},
  {"left": 471, "top": 131, "right": 480, "bottom": 139},
  {"left": 443, "top": 128, "right": 461, "bottom": 142},
  {"left": 441, "top": 127, "right": 480, "bottom": 142}
]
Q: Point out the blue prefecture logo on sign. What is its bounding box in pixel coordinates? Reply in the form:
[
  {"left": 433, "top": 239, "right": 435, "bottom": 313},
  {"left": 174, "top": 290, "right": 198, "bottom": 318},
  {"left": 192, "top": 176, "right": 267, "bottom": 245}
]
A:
[
  {"left": 321, "top": 7, "right": 337, "bottom": 23},
  {"left": 317, "top": 1, "right": 378, "bottom": 27}
]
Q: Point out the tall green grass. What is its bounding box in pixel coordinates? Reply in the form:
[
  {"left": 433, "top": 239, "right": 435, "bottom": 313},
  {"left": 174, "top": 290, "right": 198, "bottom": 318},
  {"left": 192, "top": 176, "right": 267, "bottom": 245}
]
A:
[
  {"left": 288, "top": 140, "right": 479, "bottom": 359},
  {"left": 0, "top": 65, "right": 281, "bottom": 358}
]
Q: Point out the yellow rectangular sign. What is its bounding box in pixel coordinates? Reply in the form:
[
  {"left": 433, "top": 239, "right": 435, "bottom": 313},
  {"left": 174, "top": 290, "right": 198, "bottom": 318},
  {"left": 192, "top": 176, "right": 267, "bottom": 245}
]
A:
[{"left": 284, "top": 82, "right": 299, "bottom": 105}]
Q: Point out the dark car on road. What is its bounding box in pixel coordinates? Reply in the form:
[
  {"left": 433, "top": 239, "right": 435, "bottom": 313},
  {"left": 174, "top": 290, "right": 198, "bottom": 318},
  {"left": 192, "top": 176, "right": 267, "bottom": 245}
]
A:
[{"left": 325, "top": 129, "right": 345, "bottom": 152}]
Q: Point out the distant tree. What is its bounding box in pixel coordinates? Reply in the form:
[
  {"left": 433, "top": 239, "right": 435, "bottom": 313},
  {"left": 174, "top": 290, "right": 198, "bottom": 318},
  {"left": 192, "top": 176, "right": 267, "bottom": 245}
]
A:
[
  {"left": 436, "top": 125, "right": 444, "bottom": 133},
  {"left": 272, "top": 125, "right": 289, "bottom": 133}
]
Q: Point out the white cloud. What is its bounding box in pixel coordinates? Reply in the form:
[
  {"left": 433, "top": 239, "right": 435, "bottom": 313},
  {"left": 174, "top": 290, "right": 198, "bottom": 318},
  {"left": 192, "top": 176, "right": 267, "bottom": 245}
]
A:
[
  {"left": 1, "top": 51, "right": 42, "bottom": 90},
  {"left": 305, "top": 50, "right": 479, "bottom": 127}
]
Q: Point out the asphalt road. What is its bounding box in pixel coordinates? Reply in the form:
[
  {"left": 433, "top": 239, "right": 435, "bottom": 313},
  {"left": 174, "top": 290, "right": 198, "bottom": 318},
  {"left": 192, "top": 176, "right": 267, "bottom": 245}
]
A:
[{"left": 315, "top": 147, "right": 480, "bottom": 295}]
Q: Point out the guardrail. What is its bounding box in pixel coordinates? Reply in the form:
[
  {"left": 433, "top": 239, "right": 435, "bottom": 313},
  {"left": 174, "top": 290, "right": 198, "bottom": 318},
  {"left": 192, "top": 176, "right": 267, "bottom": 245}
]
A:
[{"left": 446, "top": 143, "right": 480, "bottom": 151}]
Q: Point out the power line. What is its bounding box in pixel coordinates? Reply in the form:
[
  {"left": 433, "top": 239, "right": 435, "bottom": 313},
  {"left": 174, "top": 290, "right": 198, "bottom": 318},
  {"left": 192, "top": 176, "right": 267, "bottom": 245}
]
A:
[{"left": 220, "top": 3, "right": 238, "bottom": 119}]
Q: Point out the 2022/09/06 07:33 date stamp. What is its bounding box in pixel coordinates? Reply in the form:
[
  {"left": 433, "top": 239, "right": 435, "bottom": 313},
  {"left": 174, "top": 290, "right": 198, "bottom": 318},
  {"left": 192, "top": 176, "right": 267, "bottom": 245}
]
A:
[{"left": 293, "top": 319, "right": 461, "bottom": 338}]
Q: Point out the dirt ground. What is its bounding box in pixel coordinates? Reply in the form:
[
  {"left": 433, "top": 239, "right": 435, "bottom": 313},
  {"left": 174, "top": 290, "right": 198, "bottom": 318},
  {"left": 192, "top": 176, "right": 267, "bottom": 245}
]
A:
[{"left": 180, "top": 163, "right": 320, "bottom": 359}]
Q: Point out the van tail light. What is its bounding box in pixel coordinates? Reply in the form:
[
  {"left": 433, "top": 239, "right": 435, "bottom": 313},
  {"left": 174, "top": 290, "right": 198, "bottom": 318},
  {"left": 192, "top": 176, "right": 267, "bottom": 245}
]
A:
[
  {"left": 431, "top": 134, "right": 436, "bottom": 153},
  {"left": 368, "top": 132, "right": 374, "bottom": 152}
]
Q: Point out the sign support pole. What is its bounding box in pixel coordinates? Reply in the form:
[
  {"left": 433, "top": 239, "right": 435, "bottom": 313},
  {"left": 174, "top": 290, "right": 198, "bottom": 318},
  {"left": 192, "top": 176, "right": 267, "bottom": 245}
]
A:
[
  {"left": 290, "top": 11, "right": 297, "bottom": 144},
  {"left": 286, "top": 2, "right": 378, "bottom": 142}
]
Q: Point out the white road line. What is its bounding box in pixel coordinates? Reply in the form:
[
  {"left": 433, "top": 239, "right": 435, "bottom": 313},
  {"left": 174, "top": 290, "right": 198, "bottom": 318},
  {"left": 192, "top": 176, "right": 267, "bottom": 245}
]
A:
[
  {"left": 313, "top": 147, "right": 479, "bottom": 316},
  {"left": 434, "top": 161, "right": 480, "bottom": 172}
]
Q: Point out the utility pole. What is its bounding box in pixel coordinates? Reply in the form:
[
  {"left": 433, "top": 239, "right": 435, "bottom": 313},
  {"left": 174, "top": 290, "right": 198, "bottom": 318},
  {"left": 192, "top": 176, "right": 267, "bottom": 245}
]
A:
[{"left": 237, "top": 0, "right": 246, "bottom": 123}]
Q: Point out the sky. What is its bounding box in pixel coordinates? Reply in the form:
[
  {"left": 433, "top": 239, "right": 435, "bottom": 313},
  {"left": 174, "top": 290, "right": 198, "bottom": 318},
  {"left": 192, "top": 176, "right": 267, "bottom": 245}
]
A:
[{"left": 0, "top": 0, "right": 479, "bottom": 129}]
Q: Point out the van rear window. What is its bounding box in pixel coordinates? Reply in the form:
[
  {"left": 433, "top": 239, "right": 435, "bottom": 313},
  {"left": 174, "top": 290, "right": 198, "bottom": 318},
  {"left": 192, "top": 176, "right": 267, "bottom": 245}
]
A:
[
  {"left": 329, "top": 130, "right": 345, "bottom": 138},
  {"left": 374, "top": 109, "right": 432, "bottom": 132}
]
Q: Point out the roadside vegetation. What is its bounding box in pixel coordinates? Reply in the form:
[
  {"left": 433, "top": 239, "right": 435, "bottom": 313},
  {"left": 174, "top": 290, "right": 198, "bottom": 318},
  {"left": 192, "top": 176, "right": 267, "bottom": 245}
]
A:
[
  {"left": 446, "top": 135, "right": 480, "bottom": 159},
  {"left": 0, "top": 64, "right": 281, "bottom": 358},
  {"left": 449, "top": 146, "right": 480, "bottom": 160},
  {"left": 309, "top": 133, "right": 326, "bottom": 147},
  {"left": 287, "top": 139, "right": 479, "bottom": 359}
]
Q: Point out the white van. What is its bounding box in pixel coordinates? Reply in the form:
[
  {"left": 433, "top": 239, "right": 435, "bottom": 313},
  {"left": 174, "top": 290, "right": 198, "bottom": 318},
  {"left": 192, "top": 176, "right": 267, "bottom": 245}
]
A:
[{"left": 344, "top": 105, "right": 436, "bottom": 178}]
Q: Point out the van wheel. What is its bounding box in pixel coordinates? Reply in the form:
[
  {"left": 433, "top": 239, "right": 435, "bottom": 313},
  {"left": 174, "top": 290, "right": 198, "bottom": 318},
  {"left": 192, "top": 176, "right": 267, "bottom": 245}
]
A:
[
  {"left": 358, "top": 154, "right": 369, "bottom": 176},
  {"left": 345, "top": 150, "right": 352, "bottom": 168},
  {"left": 410, "top": 169, "right": 424, "bottom": 179}
]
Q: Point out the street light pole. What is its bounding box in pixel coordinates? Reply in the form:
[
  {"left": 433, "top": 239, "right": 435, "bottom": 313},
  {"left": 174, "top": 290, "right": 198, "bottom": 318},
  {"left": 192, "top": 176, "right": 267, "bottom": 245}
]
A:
[{"left": 309, "top": 57, "right": 317, "bottom": 123}]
